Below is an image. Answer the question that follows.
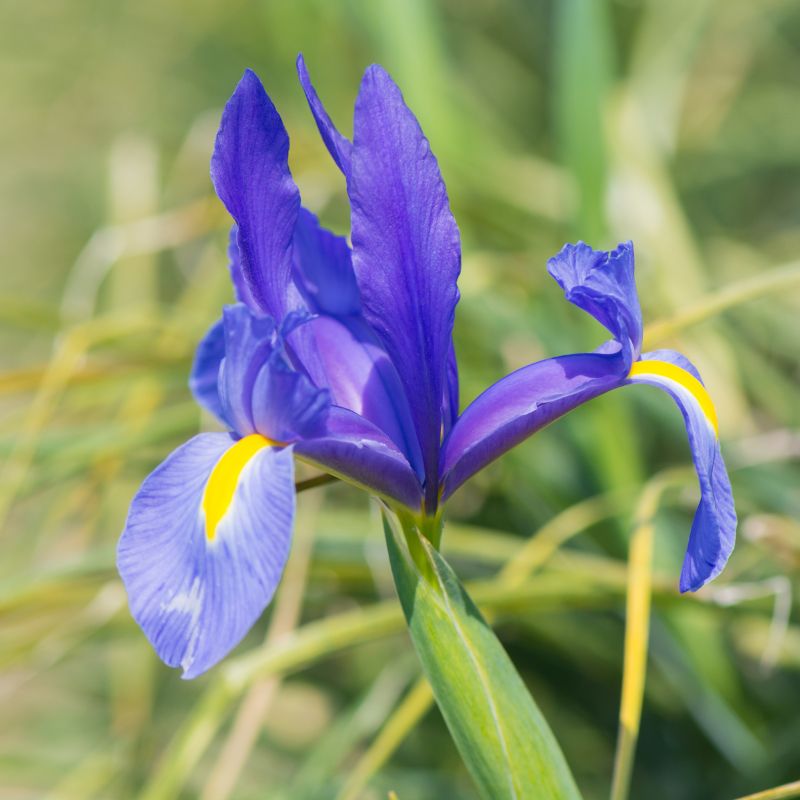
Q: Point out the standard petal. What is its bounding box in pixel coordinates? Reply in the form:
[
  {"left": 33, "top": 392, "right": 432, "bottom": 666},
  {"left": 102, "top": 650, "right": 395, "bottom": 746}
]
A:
[
  {"left": 628, "top": 350, "right": 736, "bottom": 591},
  {"left": 288, "top": 209, "right": 423, "bottom": 473},
  {"left": 547, "top": 241, "right": 642, "bottom": 365},
  {"left": 350, "top": 65, "right": 461, "bottom": 506},
  {"left": 441, "top": 351, "right": 627, "bottom": 500},
  {"left": 295, "top": 407, "right": 423, "bottom": 510},
  {"left": 296, "top": 54, "right": 352, "bottom": 177},
  {"left": 292, "top": 208, "right": 360, "bottom": 317},
  {"left": 189, "top": 318, "right": 225, "bottom": 422},
  {"left": 117, "top": 433, "right": 295, "bottom": 678},
  {"left": 442, "top": 340, "right": 459, "bottom": 438},
  {"left": 226, "top": 225, "right": 257, "bottom": 308},
  {"left": 211, "top": 69, "right": 300, "bottom": 318}
]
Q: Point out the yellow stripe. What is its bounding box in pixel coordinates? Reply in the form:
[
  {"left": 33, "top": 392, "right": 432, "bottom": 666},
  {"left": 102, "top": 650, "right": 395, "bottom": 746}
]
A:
[
  {"left": 202, "top": 435, "right": 274, "bottom": 541},
  {"left": 628, "top": 360, "right": 719, "bottom": 436}
]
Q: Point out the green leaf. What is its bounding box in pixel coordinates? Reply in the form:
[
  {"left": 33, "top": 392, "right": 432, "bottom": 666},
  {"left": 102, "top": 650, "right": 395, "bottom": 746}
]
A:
[{"left": 384, "top": 511, "right": 583, "bottom": 800}]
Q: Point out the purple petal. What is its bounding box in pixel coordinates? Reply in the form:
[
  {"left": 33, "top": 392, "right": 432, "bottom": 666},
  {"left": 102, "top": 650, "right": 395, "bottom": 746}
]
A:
[
  {"left": 296, "top": 407, "right": 423, "bottom": 509},
  {"left": 350, "top": 65, "right": 461, "bottom": 506},
  {"left": 217, "top": 304, "right": 329, "bottom": 441},
  {"left": 441, "top": 351, "right": 626, "bottom": 500},
  {"left": 227, "top": 225, "right": 257, "bottom": 308},
  {"left": 296, "top": 54, "right": 352, "bottom": 177},
  {"left": 211, "top": 70, "right": 300, "bottom": 318},
  {"left": 547, "top": 241, "right": 642, "bottom": 365},
  {"left": 288, "top": 315, "right": 424, "bottom": 476},
  {"left": 217, "top": 304, "right": 277, "bottom": 434},
  {"left": 292, "top": 209, "right": 360, "bottom": 317},
  {"left": 117, "top": 433, "right": 295, "bottom": 678},
  {"left": 629, "top": 350, "right": 736, "bottom": 591},
  {"left": 250, "top": 350, "right": 330, "bottom": 442},
  {"left": 443, "top": 340, "right": 459, "bottom": 438},
  {"left": 189, "top": 318, "right": 225, "bottom": 422}
]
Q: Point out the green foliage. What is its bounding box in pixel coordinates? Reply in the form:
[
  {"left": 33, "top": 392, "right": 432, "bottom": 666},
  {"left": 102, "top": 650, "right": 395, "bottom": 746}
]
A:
[{"left": 385, "top": 511, "right": 582, "bottom": 799}]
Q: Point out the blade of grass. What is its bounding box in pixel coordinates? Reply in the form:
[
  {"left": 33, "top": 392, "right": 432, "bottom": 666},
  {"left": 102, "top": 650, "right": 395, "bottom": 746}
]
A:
[
  {"left": 609, "top": 471, "right": 682, "bottom": 800},
  {"left": 733, "top": 782, "right": 800, "bottom": 800},
  {"left": 336, "top": 676, "right": 434, "bottom": 800},
  {"left": 643, "top": 260, "right": 800, "bottom": 348}
]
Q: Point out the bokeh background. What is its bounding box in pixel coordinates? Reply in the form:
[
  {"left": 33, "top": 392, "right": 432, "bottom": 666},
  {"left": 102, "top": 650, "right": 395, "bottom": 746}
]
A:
[{"left": 2, "top": 0, "right": 799, "bottom": 798}]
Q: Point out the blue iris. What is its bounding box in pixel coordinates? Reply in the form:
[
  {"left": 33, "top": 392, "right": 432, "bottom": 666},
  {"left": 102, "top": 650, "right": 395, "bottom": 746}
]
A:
[{"left": 117, "top": 58, "right": 737, "bottom": 679}]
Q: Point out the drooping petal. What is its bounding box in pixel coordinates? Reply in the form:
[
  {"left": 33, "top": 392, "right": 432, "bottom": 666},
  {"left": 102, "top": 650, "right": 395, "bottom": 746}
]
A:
[
  {"left": 117, "top": 433, "right": 295, "bottom": 678},
  {"left": 441, "top": 350, "right": 627, "bottom": 500},
  {"left": 295, "top": 407, "right": 423, "bottom": 509},
  {"left": 350, "top": 65, "right": 461, "bottom": 506},
  {"left": 211, "top": 70, "right": 300, "bottom": 318},
  {"left": 547, "top": 241, "right": 642, "bottom": 366},
  {"left": 628, "top": 350, "right": 736, "bottom": 591},
  {"left": 296, "top": 54, "right": 352, "bottom": 177},
  {"left": 189, "top": 318, "right": 225, "bottom": 422}
]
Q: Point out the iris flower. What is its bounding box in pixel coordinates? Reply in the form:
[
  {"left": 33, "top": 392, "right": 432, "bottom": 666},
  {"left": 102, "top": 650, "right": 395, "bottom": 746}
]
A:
[{"left": 117, "top": 58, "right": 736, "bottom": 678}]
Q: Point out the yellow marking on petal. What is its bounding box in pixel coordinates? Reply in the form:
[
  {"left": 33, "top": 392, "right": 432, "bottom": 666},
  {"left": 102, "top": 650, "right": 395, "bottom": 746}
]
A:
[
  {"left": 629, "top": 360, "right": 719, "bottom": 436},
  {"left": 202, "top": 434, "right": 276, "bottom": 541}
]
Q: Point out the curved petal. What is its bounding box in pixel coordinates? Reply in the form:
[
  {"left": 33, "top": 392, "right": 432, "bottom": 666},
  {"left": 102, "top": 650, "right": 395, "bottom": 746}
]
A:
[
  {"left": 288, "top": 209, "right": 424, "bottom": 475},
  {"left": 189, "top": 319, "right": 225, "bottom": 422},
  {"left": 117, "top": 433, "right": 295, "bottom": 678},
  {"left": 628, "top": 350, "right": 736, "bottom": 591},
  {"left": 350, "top": 65, "right": 461, "bottom": 506},
  {"left": 211, "top": 69, "right": 300, "bottom": 318},
  {"left": 547, "top": 241, "right": 642, "bottom": 365},
  {"left": 295, "top": 407, "right": 423, "bottom": 510},
  {"left": 288, "top": 315, "right": 423, "bottom": 476},
  {"left": 441, "top": 351, "right": 626, "bottom": 500},
  {"left": 296, "top": 54, "right": 352, "bottom": 177},
  {"left": 217, "top": 304, "right": 330, "bottom": 441},
  {"left": 217, "top": 304, "right": 276, "bottom": 434}
]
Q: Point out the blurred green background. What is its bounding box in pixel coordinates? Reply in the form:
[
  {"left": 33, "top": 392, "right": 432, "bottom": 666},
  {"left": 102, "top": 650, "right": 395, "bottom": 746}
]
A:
[{"left": 2, "top": 0, "right": 799, "bottom": 798}]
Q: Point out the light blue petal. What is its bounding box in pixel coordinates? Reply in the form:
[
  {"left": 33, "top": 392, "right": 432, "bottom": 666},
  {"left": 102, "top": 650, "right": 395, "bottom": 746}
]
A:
[{"left": 117, "top": 433, "right": 295, "bottom": 678}]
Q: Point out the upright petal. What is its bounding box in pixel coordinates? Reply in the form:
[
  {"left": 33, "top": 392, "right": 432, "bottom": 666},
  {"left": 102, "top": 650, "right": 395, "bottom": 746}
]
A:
[
  {"left": 547, "top": 241, "right": 642, "bottom": 366},
  {"left": 117, "top": 433, "right": 295, "bottom": 678},
  {"left": 295, "top": 407, "right": 423, "bottom": 509},
  {"left": 628, "top": 350, "right": 736, "bottom": 591},
  {"left": 226, "top": 225, "right": 257, "bottom": 309},
  {"left": 296, "top": 54, "right": 352, "bottom": 177},
  {"left": 211, "top": 70, "right": 300, "bottom": 318},
  {"left": 441, "top": 351, "right": 626, "bottom": 499},
  {"left": 350, "top": 65, "right": 461, "bottom": 506},
  {"left": 442, "top": 340, "right": 459, "bottom": 438},
  {"left": 292, "top": 209, "right": 360, "bottom": 317}
]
